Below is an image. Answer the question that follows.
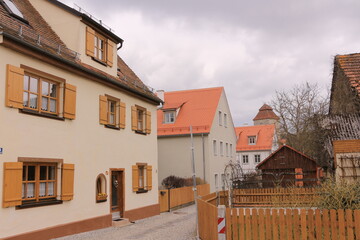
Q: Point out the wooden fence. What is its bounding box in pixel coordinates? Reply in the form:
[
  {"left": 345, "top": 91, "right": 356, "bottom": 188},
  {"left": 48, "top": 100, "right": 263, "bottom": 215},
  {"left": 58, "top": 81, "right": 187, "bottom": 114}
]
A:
[
  {"left": 198, "top": 195, "right": 218, "bottom": 240},
  {"left": 226, "top": 208, "right": 360, "bottom": 240},
  {"left": 159, "top": 184, "right": 210, "bottom": 212},
  {"left": 233, "top": 188, "right": 318, "bottom": 207}
]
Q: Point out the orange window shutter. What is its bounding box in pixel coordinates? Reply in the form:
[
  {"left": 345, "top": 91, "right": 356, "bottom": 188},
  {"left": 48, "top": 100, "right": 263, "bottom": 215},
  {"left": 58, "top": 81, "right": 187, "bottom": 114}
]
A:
[
  {"left": 106, "top": 40, "right": 114, "bottom": 67},
  {"left": 61, "top": 163, "right": 75, "bottom": 201},
  {"left": 132, "top": 165, "right": 139, "bottom": 192},
  {"left": 99, "top": 95, "right": 108, "bottom": 125},
  {"left": 86, "top": 27, "right": 95, "bottom": 57},
  {"left": 6, "top": 64, "right": 24, "bottom": 109},
  {"left": 146, "top": 165, "right": 152, "bottom": 190},
  {"left": 131, "top": 106, "right": 138, "bottom": 131},
  {"left": 3, "top": 162, "right": 23, "bottom": 208},
  {"left": 119, "top": 102, "right": 126, "bottom": 129},
  {"left": 64, "top": 83, "right": 77, "bottom": 120},
  {"left": 145, "top": 111, "right": 151, "bottom": 134}
]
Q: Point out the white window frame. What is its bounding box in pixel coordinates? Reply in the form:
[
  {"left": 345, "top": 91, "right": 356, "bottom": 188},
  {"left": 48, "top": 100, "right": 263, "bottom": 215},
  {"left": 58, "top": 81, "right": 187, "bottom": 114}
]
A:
[
  {"left": 214, "top": 173, "right": 219, "bottom": 190},
  {"left": 226, "top": 143, "right": 229, "bottom": 157},
  {"left": 220, "top": 141, "right": 224, "bottom": 156},
  {"left": 248, "top": 136, "right": 256, "bottom": 145},
  {"left": 224, "top": 113, "right": 227, "bottom": 128},
  {"left": 213, "top": 140, "right": 217, "bottom": 156},
  {"left": 230, "top": 144, "right": 233, "bottom": 157},
  {"left": 254, "top": 154, "right": 261, "bottom": 164},
  {"left": 218, "top": 111, "right": 222, "bottom": 126},
  {"left": 242, "top": 155, "right": 249, "bottom": 164},
  {"left": 164, "top": 111, "right": 175, "bottom": 124}
]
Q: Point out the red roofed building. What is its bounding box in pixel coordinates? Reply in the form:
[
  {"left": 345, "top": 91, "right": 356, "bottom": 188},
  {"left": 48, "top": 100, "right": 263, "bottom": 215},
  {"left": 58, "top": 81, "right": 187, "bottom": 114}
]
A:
[{"left": 157, "top": 87, "right": 237, "bottom": 192}]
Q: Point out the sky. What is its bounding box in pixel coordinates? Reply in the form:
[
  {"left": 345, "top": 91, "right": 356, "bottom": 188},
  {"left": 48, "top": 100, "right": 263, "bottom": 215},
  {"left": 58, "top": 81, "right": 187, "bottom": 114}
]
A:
[{"left": 61, "top": 0, "right": 360, "bottom": 126}]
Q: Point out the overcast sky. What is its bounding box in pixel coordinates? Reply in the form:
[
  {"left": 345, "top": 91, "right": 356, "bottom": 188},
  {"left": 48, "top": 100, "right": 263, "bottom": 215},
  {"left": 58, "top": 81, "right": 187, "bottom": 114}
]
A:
[{"left": 61, "top": 0, "right": 360, "bottom": 126}]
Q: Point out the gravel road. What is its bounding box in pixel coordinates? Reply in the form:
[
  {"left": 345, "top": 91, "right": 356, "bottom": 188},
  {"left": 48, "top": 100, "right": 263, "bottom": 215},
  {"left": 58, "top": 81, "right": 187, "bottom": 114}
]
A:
[{"left": 54, "top": 204, "right": 198, "bottom": 240}]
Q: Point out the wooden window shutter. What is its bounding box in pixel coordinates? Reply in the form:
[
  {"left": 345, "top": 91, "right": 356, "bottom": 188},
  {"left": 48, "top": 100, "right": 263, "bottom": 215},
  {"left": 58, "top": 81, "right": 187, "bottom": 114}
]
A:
[
  {"left": 6, "top": 64, "right": 24, "bottom": 109},
  {"left": 106, "top": 40, "right": 114, "bottom": 67},
  {"left": 86, "top": 27, "right": 95, "bottom": 57},
  {"left": 295, "top": 168, "right": 303, "bottom": 187},
  {"left": 3, "top": 162, "right": 23, "bottom": 208},
  {"left": 132, "top": 165, "right": 139, "bottom": 192},
  {"left": 119, "top": 102, "right": 126, "bottom": 129},
  {"left": 63, "top": 83, "right": 77, "bottom": 120},
  {"left": 131, "top": 106, "right": 138, "bottom": 131},
  {"left": 146, "top": 165, "right": 152, "bottom": 190},
  {"left": 61, "top": 163, "right": 75, "bottom": 201},
  {"left": 145, "top": 111, "right": 151, "bottom": 134},
  {"left": 99, "top": 95, "right": 108, "bottom": 125}
]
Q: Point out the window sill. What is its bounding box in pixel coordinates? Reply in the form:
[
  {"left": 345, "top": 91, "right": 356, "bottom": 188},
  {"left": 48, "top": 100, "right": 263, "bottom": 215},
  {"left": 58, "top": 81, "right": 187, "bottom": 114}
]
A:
[
  {"left": 91, "top": 57, "right": 108, "bottom": 66},
  {"left": 20, "top": 108, "right": 65, "bottom": 121},
  {"left": 105, "top": 124, "right": 120, "bottom": 130},
  {"left": 16, "top": 199, "right": 63, "bottom": 209},
  {"left": 136, "top": 189, "right": 148, "bottom": 194},
  {"left": 135, "top": 130, "right": 147, "bottom": 135}
]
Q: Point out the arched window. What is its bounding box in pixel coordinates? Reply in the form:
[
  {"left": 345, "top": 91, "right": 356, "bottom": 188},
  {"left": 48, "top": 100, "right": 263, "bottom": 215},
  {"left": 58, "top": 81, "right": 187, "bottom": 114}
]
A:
[{"left": 96, "top": 174, "right": 107, "bottom": 203}]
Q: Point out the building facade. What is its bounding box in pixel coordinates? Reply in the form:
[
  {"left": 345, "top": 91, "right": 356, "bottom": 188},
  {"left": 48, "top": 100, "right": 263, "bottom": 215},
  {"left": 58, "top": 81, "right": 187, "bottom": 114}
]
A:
[{"left": 0, "top": 1, "right": 160, "bottom": 239}]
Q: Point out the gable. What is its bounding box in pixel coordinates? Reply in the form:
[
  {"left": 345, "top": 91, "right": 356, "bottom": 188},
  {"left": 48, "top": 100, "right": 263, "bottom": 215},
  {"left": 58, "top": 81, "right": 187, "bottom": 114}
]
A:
[{"left": 235, "top": 125, "right": 276, "bottom": 151}]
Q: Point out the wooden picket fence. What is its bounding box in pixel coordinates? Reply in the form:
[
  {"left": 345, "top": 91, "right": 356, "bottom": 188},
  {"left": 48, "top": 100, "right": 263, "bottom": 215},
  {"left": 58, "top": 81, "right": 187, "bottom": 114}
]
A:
[
  {"left": 198, "top": 195, "right": 218, "bottom": 240},
  {"left": 232, "top": 188, "right": 318, "bottom": 207},
  {"left": 226, "top": 208, "right": 360, "bottom": 240}
]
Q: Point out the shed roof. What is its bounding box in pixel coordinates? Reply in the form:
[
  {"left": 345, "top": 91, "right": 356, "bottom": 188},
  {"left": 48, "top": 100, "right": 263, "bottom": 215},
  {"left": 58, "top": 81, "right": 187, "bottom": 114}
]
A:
[
  {"left": 157, "top": 87, "right": 223, "bottom": 136},
  {"left": 235, "top": 124, "right": 276, "bottom": 151}
]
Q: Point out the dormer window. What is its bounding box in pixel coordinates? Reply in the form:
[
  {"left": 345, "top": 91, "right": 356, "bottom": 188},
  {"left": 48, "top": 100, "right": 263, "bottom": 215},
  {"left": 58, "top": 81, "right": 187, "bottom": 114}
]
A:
[
  {"left": 164, "top": 111, "right": 175, "bottom": 124},
  {"left": 86, "top": 27, "right": 114, "bottom": 67},
  {"left": 94, "top": 34, "right": 106, "bottom": 62},
  {"left": 248, "top": 136, "right": 256, "bottom": 145},
  {"left": 2, "top": 0, "right": 27, "bottom": 23}
]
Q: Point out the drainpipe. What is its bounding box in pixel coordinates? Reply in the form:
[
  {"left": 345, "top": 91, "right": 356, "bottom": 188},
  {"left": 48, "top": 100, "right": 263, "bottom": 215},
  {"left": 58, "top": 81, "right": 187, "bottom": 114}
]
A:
[{"left": 202, "top": 133, "right": 206, "bottom": 182}]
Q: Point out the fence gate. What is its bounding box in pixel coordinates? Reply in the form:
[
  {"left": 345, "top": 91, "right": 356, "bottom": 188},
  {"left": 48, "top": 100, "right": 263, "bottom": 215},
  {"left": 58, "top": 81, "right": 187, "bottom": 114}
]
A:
[{"left": 158, "top": 189, "right": 169, "bottom": 212}]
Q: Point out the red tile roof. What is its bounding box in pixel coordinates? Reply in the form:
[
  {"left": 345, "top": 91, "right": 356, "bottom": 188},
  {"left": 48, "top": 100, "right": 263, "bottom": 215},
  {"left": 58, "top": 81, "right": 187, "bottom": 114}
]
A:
[
  {"left": 253, "top": 104, "right": 279, "bottom": 121},
  {"left": 157, "top": 87, "right": 223, "bottom": 136},
  {"left": 235, "top": 124, "right": 276, "bottom": 151},
  {"left": 334, "top": 53, "right": 360, "bottom": 97}
]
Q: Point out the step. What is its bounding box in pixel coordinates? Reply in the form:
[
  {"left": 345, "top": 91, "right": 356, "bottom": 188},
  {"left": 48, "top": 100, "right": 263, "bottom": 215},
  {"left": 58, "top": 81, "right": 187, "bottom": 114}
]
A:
[{"left": 112, "top": 218, "right": 132, "bottom": 228}]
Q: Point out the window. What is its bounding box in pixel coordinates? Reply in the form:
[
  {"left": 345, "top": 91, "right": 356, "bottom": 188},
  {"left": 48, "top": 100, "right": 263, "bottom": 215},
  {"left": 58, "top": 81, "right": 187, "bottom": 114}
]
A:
[
  {"left": 1, "top": 0, "right": 27, "bottom": 23},
  {"left": 248, "top": 136, "right": 256, "bottom": 145},
  {"left": 242, "top": 155, "right": 249, "bottom": 164},
  {"left": 2, "top": 160, "right": 75, "bottom": 208},
  {"left": 132, "top": 164, "right": 152, "bottom": 193},
  {"left": 6, "top": 64, "right": 77, "bottom": 120},
  {"left": 218, "top": 111, "right": 222, "bottom": 126},
  {"left": 230, "top": 144, "right": 233, "bottom": 157},
  {"left": 224, "top": 113, "right": 227, "bottom": 128},
  {"left": 254, "top": 154, "right": 261, "bottom": 164},
  {"left": 220, "top": 141, "right": 224, "bottom": 156},
  {"left": 131, "top": 105, "right": 151, "bottom": 134},
  {"left": 86, "top": 27, "right": 114, "bottom": 67},
  {"left": 213, "top": 140, "right": 217, "bottom": 156},
  {"left": 214, "top": 173, "right": 219, "bottom": 189},
  {"left": 221, "top": 174, "right": 225, "bottom": 189},
  {"left": 99, "top": 95, "right": 125, "bottom": 129},
  {"left": 226, "top": 143, "right": 229, "bottom": 157},
  {"left": 96, "top": 174, "right": 107, "bottom": 203},
  {"left": 164, "top": 111, "right": 175, "bottom": 123}
]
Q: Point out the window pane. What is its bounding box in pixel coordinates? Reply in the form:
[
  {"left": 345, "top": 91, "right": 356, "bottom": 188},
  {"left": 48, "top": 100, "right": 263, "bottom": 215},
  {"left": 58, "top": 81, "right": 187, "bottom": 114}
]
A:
[
  {"left": 24, "top": 75, "right": 29, "bottom": 90},
  {"left": 50, "top": 83, "right": 57, "bottom": 97},
  {"left": 42, "top": 81, "right": 49, "bottom": 96},
  {"left": 27, "top": 166, "right": 35, "bottom": 181},
  {"left": 29, "top": 94, "right": 38, "bottom": 109},
  {"left": 26, "top": 183, "right": 35, "bottom": 198},
  {"left": 29, "top": 77, "right": 38, "bottom": 92},
  {"left": 50, "top": 99, "right": 56, "bottom": 113},
  {"left": 48, "top": 182, "right": 54, "bottom": 196},
  {"left": 22, "top": 183, "right": 25, "bottom": 198},
  {"left": 109, "top": 114, "right": 115, "bottom": 124},
  {"left": 49, "top": 166, "right": 55, "bottom": 180},
  {"left": 41, "top": 97, "right": 48, "bottom": 111},
  {"left": 39, "top": 182, "right": 46, "bottom": 197},
  {"left": 23, "top": 92, "right": 29, "bottom": 107},
  {"left": 40, "top": 166, "right": 47, "bottom": 180},
  {"left": 22, "top": 166, "right": 26, "bottom": 181},
  {"left": 99, "top": 51, "right": 103, "bottom": 60}
]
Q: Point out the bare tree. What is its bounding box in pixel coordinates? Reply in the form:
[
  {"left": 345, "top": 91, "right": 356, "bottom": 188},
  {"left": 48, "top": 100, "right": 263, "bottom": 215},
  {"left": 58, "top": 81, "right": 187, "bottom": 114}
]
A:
[{"left": 271, "top": 82, "right": 330, "bottom": 162}]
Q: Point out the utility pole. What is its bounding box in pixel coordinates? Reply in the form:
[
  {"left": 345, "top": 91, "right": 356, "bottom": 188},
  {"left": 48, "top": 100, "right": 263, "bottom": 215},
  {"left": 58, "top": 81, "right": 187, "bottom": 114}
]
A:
[{"left": 190, "top": 126, "right": 199, "bottom": 240}]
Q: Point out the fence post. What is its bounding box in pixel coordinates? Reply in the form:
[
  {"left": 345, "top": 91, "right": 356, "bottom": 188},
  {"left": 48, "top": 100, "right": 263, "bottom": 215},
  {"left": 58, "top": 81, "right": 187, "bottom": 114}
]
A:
[{"left": 218, "top": 205, "right": 226, "bottom": 240}]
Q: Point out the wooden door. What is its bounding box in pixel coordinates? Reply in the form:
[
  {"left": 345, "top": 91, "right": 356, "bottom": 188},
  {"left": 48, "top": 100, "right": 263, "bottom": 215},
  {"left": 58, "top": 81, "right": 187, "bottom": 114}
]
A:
[{"left": 110, "top": 170, "right": 124, "bottom": 217}]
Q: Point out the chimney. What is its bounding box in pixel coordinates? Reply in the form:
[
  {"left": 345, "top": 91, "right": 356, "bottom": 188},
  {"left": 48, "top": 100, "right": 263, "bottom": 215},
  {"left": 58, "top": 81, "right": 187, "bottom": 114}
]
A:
[{"left": 156, "top": 90, "right": 165, "bottom": 102}]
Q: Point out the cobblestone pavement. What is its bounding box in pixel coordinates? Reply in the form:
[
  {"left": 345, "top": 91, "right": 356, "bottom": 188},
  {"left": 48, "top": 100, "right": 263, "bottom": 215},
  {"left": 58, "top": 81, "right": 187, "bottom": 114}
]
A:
[{"left": 54, "top": 204, "right": 198, "bottom": 240}]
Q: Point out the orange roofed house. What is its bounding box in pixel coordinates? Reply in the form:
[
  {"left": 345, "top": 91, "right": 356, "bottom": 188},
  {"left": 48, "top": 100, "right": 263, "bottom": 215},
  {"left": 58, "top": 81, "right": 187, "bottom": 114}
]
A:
[
  {"left": 0, "top": 0, "right": 161, "bottom": 239},
  {"left": 235, "top": 104, "right": 279, "bottom": 173},
  {"left": 157, "top": 87, "right": 237, "bottom": 192}
]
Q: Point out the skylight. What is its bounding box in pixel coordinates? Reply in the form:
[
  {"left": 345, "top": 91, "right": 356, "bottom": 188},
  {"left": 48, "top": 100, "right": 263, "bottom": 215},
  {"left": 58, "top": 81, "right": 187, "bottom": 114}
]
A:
[{"left": 3, "top": 0, "right": 24, "bottom": 19}]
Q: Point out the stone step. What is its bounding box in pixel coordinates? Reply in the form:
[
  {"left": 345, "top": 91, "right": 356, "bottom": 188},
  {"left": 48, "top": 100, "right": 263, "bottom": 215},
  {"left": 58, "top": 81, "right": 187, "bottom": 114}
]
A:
[{"left": 112, "top": 218, "right": 132, "bottom": 228}]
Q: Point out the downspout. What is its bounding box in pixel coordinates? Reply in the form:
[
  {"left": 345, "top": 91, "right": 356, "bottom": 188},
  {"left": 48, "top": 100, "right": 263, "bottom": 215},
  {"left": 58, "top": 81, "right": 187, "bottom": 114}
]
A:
[{"left": 202, "top": 133, "right": 206, "bottom": 182}]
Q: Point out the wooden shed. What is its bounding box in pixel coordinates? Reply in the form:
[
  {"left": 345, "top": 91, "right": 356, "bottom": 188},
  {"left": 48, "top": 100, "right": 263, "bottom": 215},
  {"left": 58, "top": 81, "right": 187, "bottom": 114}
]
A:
[{"left": 257, "top": 145, "right": 322, "bottom": 187}]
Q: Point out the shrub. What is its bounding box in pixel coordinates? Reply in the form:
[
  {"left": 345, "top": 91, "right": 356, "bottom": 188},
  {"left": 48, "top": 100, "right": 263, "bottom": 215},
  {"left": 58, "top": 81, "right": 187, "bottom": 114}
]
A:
[{"left": 162, "top": 175, "right": 186, "bottom": 189}]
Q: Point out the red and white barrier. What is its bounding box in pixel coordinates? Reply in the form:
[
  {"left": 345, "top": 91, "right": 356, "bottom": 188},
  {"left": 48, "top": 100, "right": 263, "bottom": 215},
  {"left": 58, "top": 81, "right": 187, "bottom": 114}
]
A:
[{"left": 218, "top": 205, "right": 226, "bottom": 240}]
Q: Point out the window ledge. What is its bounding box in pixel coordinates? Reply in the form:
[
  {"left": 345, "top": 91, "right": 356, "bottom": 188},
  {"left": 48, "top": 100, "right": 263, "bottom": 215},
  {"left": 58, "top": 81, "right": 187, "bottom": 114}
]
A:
[
  {"left": 135, "top": 130, "right": 147, "bottom": 135},
  {"left": 136, "top": 189, "right": 148, "bottom": 194},
  {"left": 91, "top": 57, "right": 107, "bottom": 66},
  {"left": 20, "top": 108, "right": 65, "bottom": 121},
  {"left": 16, "top": 199, "right": 63, "bottom": 209},
  {"left": 105, "top": 124, "right": 120, "bottom": 130}
]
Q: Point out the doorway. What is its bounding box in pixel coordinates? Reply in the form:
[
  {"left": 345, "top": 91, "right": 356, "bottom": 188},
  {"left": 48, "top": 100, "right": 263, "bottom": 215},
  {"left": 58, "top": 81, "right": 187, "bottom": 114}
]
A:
[{"left": 110, "top": 169, "right": 124, "bottom": 218}]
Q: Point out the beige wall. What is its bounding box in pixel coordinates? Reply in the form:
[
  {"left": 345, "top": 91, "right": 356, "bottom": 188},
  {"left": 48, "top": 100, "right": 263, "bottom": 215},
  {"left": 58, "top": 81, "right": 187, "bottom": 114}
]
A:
[
  {"left": 0, "top": 47, "right": 158, "bottom": 238},
  {"left": 30, "top": 0, "right": 118, "bottom": 77}
]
